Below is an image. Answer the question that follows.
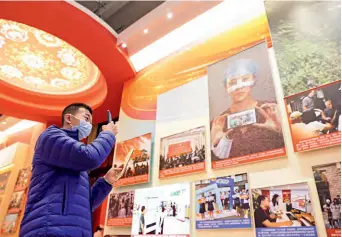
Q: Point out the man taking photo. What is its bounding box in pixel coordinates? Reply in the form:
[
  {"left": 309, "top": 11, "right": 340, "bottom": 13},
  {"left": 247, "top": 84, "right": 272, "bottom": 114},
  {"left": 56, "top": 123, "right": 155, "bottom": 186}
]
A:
[{"left": 20, "top": 103, "right": 118, "bottom": 237}]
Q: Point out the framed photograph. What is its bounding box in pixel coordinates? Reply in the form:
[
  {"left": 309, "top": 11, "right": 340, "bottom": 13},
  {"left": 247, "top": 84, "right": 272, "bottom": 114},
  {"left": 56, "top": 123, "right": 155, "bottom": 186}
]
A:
[
  {"left": 1, "top": 213, "right": 19, "bottom": 235},
  {"left": 113, "top": 133, "right": 152, "bottom": 187},
  {"left": 131, "top": 183, "right": 190, "bottom": 237},
  {"left": 312, "top": 162, "right": 341, "bottom": 237},
  {"left": 195, "top": 173, "right": 252, "bottom": 229},
  {"left": 252, "top": 182, "right": 317, "bottom": 237},
  {"left": 107, "top": 191, "right": 135, "bottom": 227},
  {"left": 14, "top": 167, "right": 31, "bottom": 192},
  {"left": 285, "top": 81, "right": 341, "bottom": 152},
  {"left": 8, "top": 191, "right": 25, "bottom": 214},
  {"left": 0, "top": 171, "right": 11, "bottom": 195},
  {"left": 159, "top": 126, "right": 206, "bottom": 178},
  {"left": 208, "top": 41, "right": 286, "bottom": 169}
]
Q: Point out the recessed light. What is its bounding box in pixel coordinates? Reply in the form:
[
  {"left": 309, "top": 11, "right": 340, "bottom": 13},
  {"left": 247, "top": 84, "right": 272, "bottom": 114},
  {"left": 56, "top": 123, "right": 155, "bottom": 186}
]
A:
[
  {"left": 167, "top": 12, "right": 173, "bottom": 19},
  {"left": 143, "top": 29, "right": 149, "bottom": 34},
  {"left": 122, "top": 43, "right": 127, "bottom": 48}
]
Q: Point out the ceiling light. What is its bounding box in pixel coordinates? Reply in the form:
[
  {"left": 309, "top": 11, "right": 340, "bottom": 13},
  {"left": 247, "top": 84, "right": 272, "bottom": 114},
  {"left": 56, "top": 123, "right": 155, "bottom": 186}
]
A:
[
  {"left": 167, "top": 12, "right": 173, "bottom": 19},
  {"left": 130, "top": 0, "right": 265, "bottom": 72},
  {"left": 143, "top": 29, "right": 149, "bottom": 34},
  {"left": 122, "top": 43, "right": 127, "bottom": 48},
  {"left": 1, "top": 121, "right": 6, "bottom": 125}
]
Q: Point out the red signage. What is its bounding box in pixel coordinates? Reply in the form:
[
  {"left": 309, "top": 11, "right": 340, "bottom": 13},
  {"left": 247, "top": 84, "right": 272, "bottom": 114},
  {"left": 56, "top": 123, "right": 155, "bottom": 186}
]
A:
[{"left": 167, "top": 141, "right": 192, "bottom": 158}]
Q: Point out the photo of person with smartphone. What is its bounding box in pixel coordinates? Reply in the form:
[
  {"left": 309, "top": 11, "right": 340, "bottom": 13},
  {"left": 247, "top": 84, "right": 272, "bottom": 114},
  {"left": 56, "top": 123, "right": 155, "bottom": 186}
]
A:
[{"left": 208, "top": 42, "right": 285, "bottom": 169}]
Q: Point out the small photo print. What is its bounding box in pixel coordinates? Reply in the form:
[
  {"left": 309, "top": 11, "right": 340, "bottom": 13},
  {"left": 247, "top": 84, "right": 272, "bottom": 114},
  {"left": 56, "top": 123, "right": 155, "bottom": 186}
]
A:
[
  {"left": 0, "top": 171, "right": 11, "bottom": 194},
  {"left": 14, "top": 168, "right": 31, "bottom": 191},
  {"left": 227, "top": 109, "right": 257, "bottom": 129},
  {"left": 252, "top": 182, "right": 317, "bottom": 237},
  {"left": 107, "top": 191, "right": 134, "bottom": 226},
  {"left": 8, "top": 191, "right": 25, "bottom": 214},
  {"left": 1, "top": 213, "right": 19, "bottom": 234}
]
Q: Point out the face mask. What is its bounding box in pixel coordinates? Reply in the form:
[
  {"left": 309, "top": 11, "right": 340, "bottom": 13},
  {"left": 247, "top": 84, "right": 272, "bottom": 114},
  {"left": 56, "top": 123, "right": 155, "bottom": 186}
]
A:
[{"left": 71, "top": 116, "right": 92, "bottom": 140}]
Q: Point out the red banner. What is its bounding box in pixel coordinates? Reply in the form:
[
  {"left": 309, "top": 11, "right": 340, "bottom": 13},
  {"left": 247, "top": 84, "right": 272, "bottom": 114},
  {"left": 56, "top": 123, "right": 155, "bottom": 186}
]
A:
[
  {"left": 107, "top": 217, "right": 132, "bottom": 227},
  {"left": 327, "top": 229, "right": 341, "bottom": 237},
  {"left": 212, "top": 148, "right": 286, "bottom": 169},
  {"left": 167, "top": 141, "right": 192, "bottom": 158},
  {"left": 282, "top": 190, "right": 291, "bottom": 203},
  {"left": 159, "top": 163, "right": 205, "bottom": 178},
  {"left": 261, "top": 190, "right": 270, "bottom": 200},
  {"left": 114, "top": 174, "right": 148, "bottom": 187}
]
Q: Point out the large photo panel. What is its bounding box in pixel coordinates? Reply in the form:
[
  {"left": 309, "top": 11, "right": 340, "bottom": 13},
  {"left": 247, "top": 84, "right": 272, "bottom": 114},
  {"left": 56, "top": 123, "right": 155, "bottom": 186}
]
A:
[
  {"left": 265, "top": 1, "right": 341, "bottom": 97},
  {"left": 195, "top": 173, "right": 252, "bottom": 229},
  {"left": 252, "top": 182, "right": 317, "bottom": 237},
  {"left": 131, "top": 183, "right": 190, "bottom": 237},
  {"left": 285, "top": 81, "right": 341, "bottom": 152},
  {"left": 208, "top": 41, "right": 286, "bottom": 169},
  {"left": 312, "top": 162, "right": 341, "bottom": 237},
  {"left": 113, "top": 133, "right": 152, "bottom": 187}
]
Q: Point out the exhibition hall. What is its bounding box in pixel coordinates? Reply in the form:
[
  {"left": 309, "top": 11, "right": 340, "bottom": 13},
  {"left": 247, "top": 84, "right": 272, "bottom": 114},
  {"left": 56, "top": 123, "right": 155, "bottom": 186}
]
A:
[{"left": 0, "top": 1, "right": 340, "bottom": 237}]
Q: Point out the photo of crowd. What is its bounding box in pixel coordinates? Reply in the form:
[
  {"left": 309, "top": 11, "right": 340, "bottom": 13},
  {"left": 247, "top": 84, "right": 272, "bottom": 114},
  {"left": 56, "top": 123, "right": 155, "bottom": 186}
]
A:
[
  {"left": 0, "top": 171, "right": 11, "bottom": 194},
  {"left": 313, "top": 162, "right": 341, "bottom": 235},
  {"left": 113, "top": 133, "right": 152, "bottom": 187},
  {"left": 208, "top": 42, "right": 285, "bottom": 167},
  {"left": 14, "top": 167, "right": 31, "bottom": 191},
  {"left": 252, "top": 182, "right": 316, "bottom": 236},
  {"left": 195, "top": 173, "right": 251, "bottom": 229},
  {"left": 107, "top": 191, "right": 134, "bottom": 226},
  {"left": 1, "top": 213, "right": 18, "bottom": 234},
  {"left": 8, "top": 191, "right": 25, "bottom": 213},
  {"left": 131, "top": 183, "right": 190, "bottom": 236},
  {"left": 286, "top": 81, "right": 341, "bottom": 145},
  {"left": 159, "top": 126, "right": 206, "bottom": 178}
]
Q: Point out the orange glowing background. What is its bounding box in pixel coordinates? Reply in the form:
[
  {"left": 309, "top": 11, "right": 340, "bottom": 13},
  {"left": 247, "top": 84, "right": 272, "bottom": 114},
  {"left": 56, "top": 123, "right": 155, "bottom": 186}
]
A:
[
  {"left": 0, "top": 19, "right": 99, "bottom": 95},
  {"left": 114, "top": 133, "right": 152, "bottom": 166},
  {"left": 122, "top": 15, "right": 272, "bottom": 120}
]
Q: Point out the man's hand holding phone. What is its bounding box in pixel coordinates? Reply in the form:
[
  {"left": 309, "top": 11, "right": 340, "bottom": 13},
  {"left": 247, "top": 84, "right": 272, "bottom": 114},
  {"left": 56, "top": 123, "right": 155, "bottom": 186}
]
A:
[{"left": 102, "top": 122, "right": 118, "bottom": 136}]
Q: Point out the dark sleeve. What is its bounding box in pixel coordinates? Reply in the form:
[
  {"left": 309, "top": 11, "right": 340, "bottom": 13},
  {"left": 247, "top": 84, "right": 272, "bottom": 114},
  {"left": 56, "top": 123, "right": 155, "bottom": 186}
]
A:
[
  {"left": 37, "top": 130, "right": 116, "bottom": 171},
  {"left": 91, "top": 177, "right": 112, "bottom": 212},
  {"left": 255, "top": 209, "right": 268, "bottom": 227}
]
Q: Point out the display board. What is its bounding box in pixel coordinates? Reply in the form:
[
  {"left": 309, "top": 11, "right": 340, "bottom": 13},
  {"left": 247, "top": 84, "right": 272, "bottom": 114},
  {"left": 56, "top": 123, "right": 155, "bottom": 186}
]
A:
[
  {"left": 14, "top": 167, "right": 31, "bottom": 192},
  {"left": 159, "top": 126, "right": 206, "bottom": 178},
  {"left": 265, "top": 1, "right": 341, "bottom": 97},
  {"left": 7, "top": 191, "right": 25, "bottom": 214},
  {"left": 1, "top": 213, "right": 19, "bottom": 235},
  {"left": 107, "top": 191, "right": 134, "bottom": 227},
  {"left": 113, "top": 133, "right": 152, "bottom": 187},
  {"left": 195, "top": 173, "right": 251, "bottom": 229},
  {"left": 312, "top": 162, "right": 341, "bottom": 237},
  {"left": 208, "top": 41, "right": 286, "bottom": 169},
  {"left": 285, "top": 81, "right": 341, "bottom": 152},
  {"left": 252, "top": 182, "right": 317, "bottom": 237},
  {"left": 0, "top": 171, "right": 11, "bottom": 195},
  {"left": 131, "top": 183, "right": 190, "bottom": 237}
]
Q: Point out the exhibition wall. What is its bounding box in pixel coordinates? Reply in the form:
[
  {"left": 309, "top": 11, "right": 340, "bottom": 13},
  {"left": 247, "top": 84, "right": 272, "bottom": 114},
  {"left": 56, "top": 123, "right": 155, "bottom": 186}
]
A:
[
  {"left": 0, "top": 119, "right": 45, "bottom": 236},
  {"left": 104, "top": 1, "right": 340, "bottom": 237}
]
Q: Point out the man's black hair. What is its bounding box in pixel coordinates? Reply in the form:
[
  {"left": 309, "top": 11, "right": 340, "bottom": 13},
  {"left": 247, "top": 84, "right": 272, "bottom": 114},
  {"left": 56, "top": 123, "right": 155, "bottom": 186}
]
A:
[
  {"left": 61, "top": 103, "right": 92, "bottom": 125},
  {"left": 256, "top": 195, "right": 266, "bottom": 207}
]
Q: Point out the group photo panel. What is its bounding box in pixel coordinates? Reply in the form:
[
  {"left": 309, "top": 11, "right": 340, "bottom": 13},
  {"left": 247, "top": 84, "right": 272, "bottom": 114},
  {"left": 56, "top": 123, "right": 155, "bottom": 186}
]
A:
[{"left": 195, "top": 173, "right": 252, "bottom": 229}]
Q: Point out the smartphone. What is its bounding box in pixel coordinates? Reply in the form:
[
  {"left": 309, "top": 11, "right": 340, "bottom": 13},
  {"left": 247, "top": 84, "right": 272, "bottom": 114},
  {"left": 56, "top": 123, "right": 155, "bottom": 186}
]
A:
[{"left": 107, "top": 110, "right": 112, "bottom": 123}]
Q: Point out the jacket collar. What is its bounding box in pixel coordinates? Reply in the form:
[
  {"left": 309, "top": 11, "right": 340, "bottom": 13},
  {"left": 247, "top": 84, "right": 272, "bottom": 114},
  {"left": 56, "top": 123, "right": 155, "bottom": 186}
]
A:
[{"left": 51, "top": 125, "right": 79, "bottom": 141}]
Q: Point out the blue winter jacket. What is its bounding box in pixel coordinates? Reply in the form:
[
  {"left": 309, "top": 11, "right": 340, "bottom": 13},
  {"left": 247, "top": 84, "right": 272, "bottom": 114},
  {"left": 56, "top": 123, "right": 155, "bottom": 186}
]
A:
[{"left": 20, "top": 125, "right": 116, "bottom": 237}]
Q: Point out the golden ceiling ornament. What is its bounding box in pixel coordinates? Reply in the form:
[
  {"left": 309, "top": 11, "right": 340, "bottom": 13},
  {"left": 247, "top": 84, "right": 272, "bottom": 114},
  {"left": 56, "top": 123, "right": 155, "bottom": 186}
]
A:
[{"left": 0, "top": 19, "right": 100, "bottom": 95}]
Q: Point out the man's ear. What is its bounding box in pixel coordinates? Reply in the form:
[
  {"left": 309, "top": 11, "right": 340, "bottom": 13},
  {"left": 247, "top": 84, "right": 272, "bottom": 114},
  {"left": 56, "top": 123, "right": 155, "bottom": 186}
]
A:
[{"left": 64, "top": 114, "right": 72, "bottom": 126}]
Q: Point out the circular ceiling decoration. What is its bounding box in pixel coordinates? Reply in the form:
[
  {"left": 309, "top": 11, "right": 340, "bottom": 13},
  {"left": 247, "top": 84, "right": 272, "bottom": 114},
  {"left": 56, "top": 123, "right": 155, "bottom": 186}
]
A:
[{"left": 0, "top": 19, "right": 100, "bottom": 95}]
